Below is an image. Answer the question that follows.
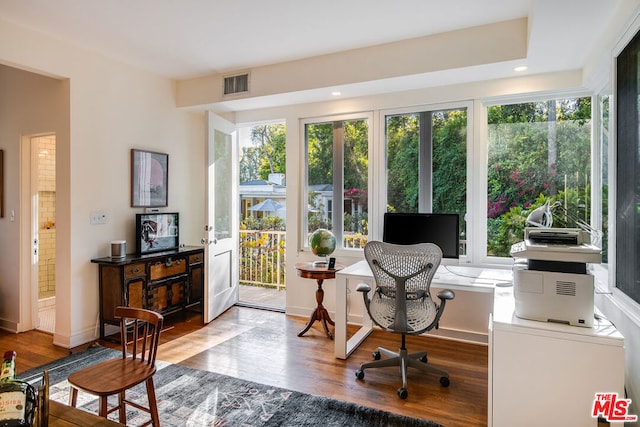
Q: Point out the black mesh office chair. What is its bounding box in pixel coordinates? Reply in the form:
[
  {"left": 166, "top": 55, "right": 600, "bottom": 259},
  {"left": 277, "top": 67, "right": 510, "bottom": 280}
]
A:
[{"left": 355, "top": 241, "right": 455, "bottom": 399}]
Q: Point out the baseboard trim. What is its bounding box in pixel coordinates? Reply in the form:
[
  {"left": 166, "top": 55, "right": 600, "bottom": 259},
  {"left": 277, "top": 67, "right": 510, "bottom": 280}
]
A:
[{"left": 0, "top": 319, "right": 18, "bottom": 333}]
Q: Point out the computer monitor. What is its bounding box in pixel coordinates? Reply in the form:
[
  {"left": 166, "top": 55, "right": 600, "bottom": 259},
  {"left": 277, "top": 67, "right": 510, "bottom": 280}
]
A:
[{"left": 382, "top": 212, "right": 460, "bottom": 259}]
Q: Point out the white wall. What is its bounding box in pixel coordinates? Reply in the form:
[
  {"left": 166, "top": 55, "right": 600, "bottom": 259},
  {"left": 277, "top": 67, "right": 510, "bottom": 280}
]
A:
[
  {"left": 0, "top": 19, "right": 205, "bottom": 347},
  {"left": 0, "top": 65, "right": 69, "bottom": 332}
]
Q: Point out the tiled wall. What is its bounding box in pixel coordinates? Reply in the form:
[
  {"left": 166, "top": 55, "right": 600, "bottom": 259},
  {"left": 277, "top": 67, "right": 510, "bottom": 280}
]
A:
[{"left": 36, "top": 135, "right": 56, "bottom": 299}]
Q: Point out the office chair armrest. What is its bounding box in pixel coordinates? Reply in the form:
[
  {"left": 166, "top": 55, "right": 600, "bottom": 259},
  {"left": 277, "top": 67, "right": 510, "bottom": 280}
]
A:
[
  {"left": 436, "top": 289, "right": 455, "bottom": 301},
  {"left": 356, "top": 283, "right": 371, "bottom": 293}
]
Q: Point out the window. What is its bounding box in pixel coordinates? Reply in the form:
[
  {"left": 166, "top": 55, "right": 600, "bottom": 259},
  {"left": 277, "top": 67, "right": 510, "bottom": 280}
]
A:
[
  {"left": 596, "top": 94, "right": 609, "bottom": 263},
  {"left": 304, "top": 114, "right": 370, "bottom": 250},
  {"left": 486, "top": 97, "right": 593, "bottom": 258},
  {"left": 384, "top": 107, "right": 468, "bottom": 255},
  {"left": 615, "top": 27, "right": 640, "bottom": 304}
]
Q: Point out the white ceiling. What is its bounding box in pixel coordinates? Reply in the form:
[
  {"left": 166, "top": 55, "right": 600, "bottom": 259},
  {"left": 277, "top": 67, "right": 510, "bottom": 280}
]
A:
[{"left": 0, "top": 0, "right": 628, "bottom": 109}]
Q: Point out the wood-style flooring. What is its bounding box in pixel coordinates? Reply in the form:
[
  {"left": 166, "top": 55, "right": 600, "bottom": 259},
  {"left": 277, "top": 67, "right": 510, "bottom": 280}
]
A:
[{"left": 1, "top": 306, "right": 488, "bottom": 427}]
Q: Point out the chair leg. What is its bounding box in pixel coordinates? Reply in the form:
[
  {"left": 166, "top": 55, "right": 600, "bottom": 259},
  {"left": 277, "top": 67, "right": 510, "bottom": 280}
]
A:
[
  {"left": 98, "top": 396, "right": 108, "bottom": 418},
  {"left": 146, "top": 377, "right": 160, "bottom": 427},
  {"left": 360, "top": 355, "right": 401, "bottom": 370},
  {"left": 400, "top": 352, "right": 409, "bottom": 390},
  {"left": 378, "top": 347, "right": 398, "bottom": 359},
  {"left": 118, "top": 391, "right": 126, "bottom": 424},
  {"left": 69, "top": 387, "right": 78, "bottom": 407},
  {"left": 407, "top": 357, "right": 449, "bottom": 378}
]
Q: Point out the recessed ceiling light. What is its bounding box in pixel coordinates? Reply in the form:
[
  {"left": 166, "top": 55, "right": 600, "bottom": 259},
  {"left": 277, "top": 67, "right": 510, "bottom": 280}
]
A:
[
  {"left": 514, "top": 65, "right": 528, "bottom": 72},
  {"left": 331, "top": 91, "right": 342, "bottom": 96}
]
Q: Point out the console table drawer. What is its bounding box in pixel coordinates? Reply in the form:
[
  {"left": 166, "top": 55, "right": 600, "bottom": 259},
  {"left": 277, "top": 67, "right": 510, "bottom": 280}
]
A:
[
  {"left": 149, "top": 257, "right": 186, "bottom": 280},
  {"left": 189, "top": 253, "right": 203, "bottom": 264},
  {"left": 124, "top": 263, "right": 146, "bottom": 278}
]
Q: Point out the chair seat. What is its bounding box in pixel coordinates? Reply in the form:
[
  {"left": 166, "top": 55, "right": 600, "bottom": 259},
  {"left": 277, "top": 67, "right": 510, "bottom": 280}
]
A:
[{"left": 68, "top": 358, "right": 156, "bottom": 396}]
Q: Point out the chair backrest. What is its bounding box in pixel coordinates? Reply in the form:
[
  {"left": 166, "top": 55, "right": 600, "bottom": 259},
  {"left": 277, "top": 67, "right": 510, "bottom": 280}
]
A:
[
  {"left": 115, "top": 306, "right": 163, "bottom": 367},
  {"left": 364, "top": 241, "right": 442, "bottom": 334}
]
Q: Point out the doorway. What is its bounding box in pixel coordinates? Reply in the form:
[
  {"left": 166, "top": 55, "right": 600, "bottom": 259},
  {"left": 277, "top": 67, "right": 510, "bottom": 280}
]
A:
[
  {"left": 31, "top": 134, "right": 57, "bottom": 333},
  {"left": 237, "top": 123, "right": 286, "bottom": 311}
]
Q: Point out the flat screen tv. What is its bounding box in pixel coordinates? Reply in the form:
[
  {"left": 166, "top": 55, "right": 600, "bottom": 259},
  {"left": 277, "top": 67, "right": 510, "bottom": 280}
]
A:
[
  {"left": 382, "top": 212, "right": 460, "bottom": 259},
  {"left": 136, "top": 212, "right": 179, "bottom": 255}
]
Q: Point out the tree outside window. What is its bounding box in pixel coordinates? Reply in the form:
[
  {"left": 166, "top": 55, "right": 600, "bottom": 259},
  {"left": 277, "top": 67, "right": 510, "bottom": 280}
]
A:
[
  {"left": 305, "top": 116, "right": 369, "bottom": 250},
  {"left": 487, "top": 97, "right": 592, "bottom": 257},
  {"left": 385, "top": 108, "right": 467, "bottom": 254}
]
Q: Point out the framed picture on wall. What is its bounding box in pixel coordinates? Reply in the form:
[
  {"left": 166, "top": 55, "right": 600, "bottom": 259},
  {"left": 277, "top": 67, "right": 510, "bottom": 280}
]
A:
[{"left": 131, "top": 149, "right": 168, "bottom": 207}]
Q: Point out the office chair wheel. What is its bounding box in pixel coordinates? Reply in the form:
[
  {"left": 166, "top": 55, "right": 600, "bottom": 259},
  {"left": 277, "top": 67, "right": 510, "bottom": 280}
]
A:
[
  {"left": 419, "top": 355, "right": 427, "bottom": 363},
  {"left": 440, "top": 376, "right": 450, "bottom": 387},
  {"left": 355, "top": 369, "right": 365, "bottom": 380},
  {"left": 372, "top": 351, "right": 381, "bottom": 360},
  {"left": 397, "top": 387, "right": 408, "bottom": 399}
]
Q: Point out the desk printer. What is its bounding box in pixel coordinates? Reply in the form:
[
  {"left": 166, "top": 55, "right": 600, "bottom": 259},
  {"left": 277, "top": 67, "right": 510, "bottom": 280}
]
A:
[{"left": 510, "top": 228, "right": 601, "bottom": 327}]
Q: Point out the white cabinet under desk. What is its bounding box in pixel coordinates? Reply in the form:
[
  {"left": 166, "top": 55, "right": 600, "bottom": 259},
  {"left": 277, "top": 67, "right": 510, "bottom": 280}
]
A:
[{"left": 488, "top": 287, "right": 625, "bottom": 427}]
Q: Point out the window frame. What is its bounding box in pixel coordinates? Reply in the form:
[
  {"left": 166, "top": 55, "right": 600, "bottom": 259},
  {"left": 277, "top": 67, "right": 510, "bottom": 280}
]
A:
[
  {"left": 300, "top": 111, "right": 373, "bottom": 254},
  {"left": 609, "top": 18, "right": 640, "bottom": 309},
  {"left": 377, "top": 101, "right": 473, "bottom": 263},
  {"left": 478, "top": 90, "right": 595, "bottom": 266}
]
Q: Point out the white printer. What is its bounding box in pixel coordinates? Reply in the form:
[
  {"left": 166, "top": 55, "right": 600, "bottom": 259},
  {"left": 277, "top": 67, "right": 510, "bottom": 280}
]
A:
[{"left": 510, "top": 228, "right": 601, "bottom": 327}]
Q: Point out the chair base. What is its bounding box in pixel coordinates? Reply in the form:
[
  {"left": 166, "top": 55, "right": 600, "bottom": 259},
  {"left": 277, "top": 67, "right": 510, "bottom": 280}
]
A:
[{"left": 356, "top": 346, "right": 450, "bottom": 399}]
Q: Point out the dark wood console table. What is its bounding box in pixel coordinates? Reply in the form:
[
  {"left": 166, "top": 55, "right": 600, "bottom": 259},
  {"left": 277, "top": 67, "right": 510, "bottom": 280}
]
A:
[{"left": 92, "top": 246, "right": 204, "bottom": 339}]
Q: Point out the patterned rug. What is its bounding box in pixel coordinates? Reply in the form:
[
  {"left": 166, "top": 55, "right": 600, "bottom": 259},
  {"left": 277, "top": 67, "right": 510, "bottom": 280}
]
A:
[{"left": 19, "top": 345, "right": 443, "bottom": 427}]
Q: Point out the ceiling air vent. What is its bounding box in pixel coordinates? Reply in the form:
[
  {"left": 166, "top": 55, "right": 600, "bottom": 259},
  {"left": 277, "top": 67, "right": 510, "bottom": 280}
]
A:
[{"left": 223, "top": 73, "right": 249, "bottom": 95}]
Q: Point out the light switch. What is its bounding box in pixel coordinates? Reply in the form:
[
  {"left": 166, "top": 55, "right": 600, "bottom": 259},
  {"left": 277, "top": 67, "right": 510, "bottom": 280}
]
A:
[{"left": 90, "top": 211, "right": 108, "bottom": 224}]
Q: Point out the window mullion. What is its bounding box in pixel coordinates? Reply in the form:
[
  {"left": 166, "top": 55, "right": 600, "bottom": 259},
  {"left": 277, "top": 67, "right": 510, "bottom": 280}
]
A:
[
  {"left": 333, "top": 121, "right": 344, "bottom": 245},
  {"left": 418, "top": 111, "right": 433, "bottom": 212}
]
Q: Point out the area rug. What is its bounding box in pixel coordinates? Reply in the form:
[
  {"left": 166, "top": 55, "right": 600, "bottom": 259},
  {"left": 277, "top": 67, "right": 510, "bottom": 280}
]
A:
[{"left": 19, "top": 345, "right": 443, "bottom": 427}]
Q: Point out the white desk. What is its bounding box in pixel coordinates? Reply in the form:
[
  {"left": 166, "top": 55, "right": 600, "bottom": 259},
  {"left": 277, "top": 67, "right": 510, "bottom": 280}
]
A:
[{"left": 334, "top": 259, "right": 511, "bottom": 359}]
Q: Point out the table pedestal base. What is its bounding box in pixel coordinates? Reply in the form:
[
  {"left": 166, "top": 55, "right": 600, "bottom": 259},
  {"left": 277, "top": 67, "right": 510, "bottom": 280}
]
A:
[{"left": 298, "top": 279, "right": 335, "bottom": 339}]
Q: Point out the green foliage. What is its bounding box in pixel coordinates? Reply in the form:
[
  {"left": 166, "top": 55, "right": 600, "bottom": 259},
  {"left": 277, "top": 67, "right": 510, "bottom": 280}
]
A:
[
  {"left": 385, "top": 109, "right": 467, "bottom": 241},
  {"left": 306, "top": 122, "right": 334, "bottom": 186},
  {"left": 240, "top": 123, "right": 286, "bottom": 183},
  {"left": 488, "top": 188, "right": 593, "bottom": 257},
  {"left": 432, "top": 110, "right": 467, "bottom": 236},
  {"left": 240, "top": 215, "right": 285, "bottom": 231},
  {"left": 252, "top": 124, "right": 286, "bottom": 179},
  {"left": 307, "top": 212, "right": 330, "bottom": 231},
  {"left": 487, "top": 97, "right": 592, "bottom": 256},
  {"left": 386, "top": 114, "right": 419, "bottom": 211},
  {"left": 343, "top": 120, "right": 369, "bottom": 191}
]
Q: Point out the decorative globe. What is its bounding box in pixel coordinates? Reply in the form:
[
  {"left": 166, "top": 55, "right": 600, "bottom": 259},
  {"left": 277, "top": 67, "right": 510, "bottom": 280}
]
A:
[{"left": 310, "top": 228, "right": 337, "bottom": 258}]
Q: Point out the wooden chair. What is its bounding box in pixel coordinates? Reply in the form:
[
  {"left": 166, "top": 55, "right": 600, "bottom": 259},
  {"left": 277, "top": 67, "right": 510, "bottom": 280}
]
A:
[{"left": 68, "top": 306, "right": 164, "bottom": 427}]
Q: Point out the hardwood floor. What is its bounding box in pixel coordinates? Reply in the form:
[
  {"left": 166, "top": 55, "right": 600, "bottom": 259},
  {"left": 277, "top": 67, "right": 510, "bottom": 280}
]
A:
[{"left": 1, "top": 306, "right": 488, "bottom": 427}]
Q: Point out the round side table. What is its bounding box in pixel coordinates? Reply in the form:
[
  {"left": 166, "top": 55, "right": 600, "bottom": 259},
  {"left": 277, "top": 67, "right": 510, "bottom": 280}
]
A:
[{"left": 295, "top": 262, "right": 343, "bottom": 339}]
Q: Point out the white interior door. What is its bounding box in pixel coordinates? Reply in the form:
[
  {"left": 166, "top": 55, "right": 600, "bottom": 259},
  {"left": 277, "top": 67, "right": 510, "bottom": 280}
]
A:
[{"left": 204, "top": 112, "right": 239, "bottom": 323}]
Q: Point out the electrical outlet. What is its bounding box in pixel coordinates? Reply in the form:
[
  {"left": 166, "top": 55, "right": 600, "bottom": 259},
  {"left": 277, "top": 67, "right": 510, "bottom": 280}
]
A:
[{"left": 90, "top": 210, "right": 108, "bottom": 225}]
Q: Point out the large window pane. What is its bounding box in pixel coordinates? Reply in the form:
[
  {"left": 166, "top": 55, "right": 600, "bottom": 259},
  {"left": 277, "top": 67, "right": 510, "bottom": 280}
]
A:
[
  {"left": 305, "top": 117, "right": 369, "bottom": 250},
  {"left": 385, "top": 108, "right": 467, "bottom": 255},
  {"left": 343, "top": 120, "right": 369, "bottom": 246},
  {"left": 599, "top": 95, "right": 609, "bottom": 263},
  {"left": 615, "top": 29, "right": 640, "bottom": 304},
  {"left": 487, "top": 98, "right": 592, "bottom": 257}
]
